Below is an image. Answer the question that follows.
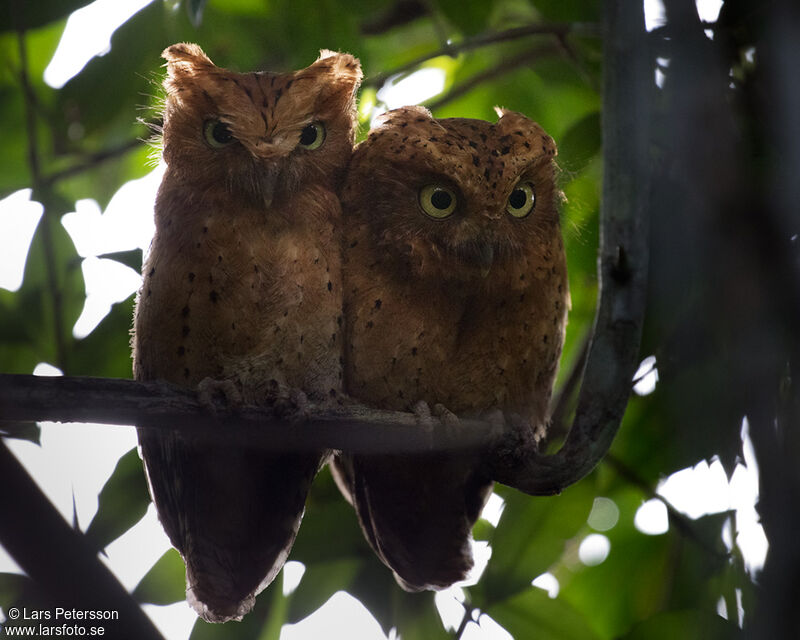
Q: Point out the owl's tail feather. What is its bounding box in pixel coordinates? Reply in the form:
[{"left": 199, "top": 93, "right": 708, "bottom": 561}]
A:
[
  {"left": 186, "top": 587, "right": 255, "bottom": 624},
  {"left": 335, "top": 452, "right": 492, "bottom": 592},
  {"left": 183, "top": 525, "right": 294, "bottom": 623},
  {"left": 139, "top": 429, "right": 320, "bottom": 623}
]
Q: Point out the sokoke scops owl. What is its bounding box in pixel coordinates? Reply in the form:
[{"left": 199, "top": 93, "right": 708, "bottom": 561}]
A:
[
  {"left": 132, "top": 43, "right": 362, "bottom": 621},
  {"left": 332, "top": 105, "right": 569, "bottom": 591}
]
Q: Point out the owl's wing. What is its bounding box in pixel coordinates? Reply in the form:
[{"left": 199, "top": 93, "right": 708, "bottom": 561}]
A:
[
  {"left": 138, "top": 426, "right": 321, "bottom": 622},
  {"left": 332, "top": 451, "right": 492, "bottom": 591}
]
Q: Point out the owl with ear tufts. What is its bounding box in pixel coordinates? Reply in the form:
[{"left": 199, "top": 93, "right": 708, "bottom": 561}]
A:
[
  {"left": 132, "top": 43, "right": 361, "bottom": 622},
  {"left": 332, "top": 105, "right": 569, "bottom": 591}
]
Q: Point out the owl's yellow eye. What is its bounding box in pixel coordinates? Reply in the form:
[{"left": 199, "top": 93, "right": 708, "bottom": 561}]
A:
[
  {"left": 203, "top": 119, "right": 235, "bottom": 148},
  {"left": 419, "top": 185, "right": 457, "bottom": 219},
  {"left": 299, "top": 122, "right": 326, "bottom": 150},
  {"left": 507, "top": 181, "right": 535, "bottom": 218}
]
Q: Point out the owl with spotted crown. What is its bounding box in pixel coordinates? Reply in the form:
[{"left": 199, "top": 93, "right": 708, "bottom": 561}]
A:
[
  {"left": 132, "top": 43, "right": 362, "bottom": 622},
  {"left": 332, "top": 105, "right": 569, "bottom": 591}
]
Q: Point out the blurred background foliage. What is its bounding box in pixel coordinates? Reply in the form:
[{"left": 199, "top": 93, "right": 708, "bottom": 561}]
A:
[{"left": 2, "top": 0, "right": 795, "bottom": 638}]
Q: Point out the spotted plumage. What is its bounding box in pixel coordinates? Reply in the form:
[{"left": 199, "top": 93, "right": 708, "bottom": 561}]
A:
[
  {"left": 132, "top": 43, "right": 361, "bottom": 622},
  {"left": 332, "top": 105, "right": 568, "bottom": 591}
]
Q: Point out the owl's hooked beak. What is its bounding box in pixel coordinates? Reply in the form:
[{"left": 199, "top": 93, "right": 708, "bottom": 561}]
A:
[
  {"left": 452, "top": 241, "right": 495, "bottom": 278},
  {"left": 247, "top": 141, "right": 290, "bottom": 209},
  {"left": 477, "top": 244, "right": 494, "bottom": 279},
  {"left": 455, "top": 242, "right": 495, "bottom": 278},
  {"left": 254, "top": 163, "right": 279, "bottom": 209}
]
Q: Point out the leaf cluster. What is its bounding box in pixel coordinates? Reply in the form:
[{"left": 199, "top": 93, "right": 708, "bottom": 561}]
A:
[{"left": 1, "top": 0, "right": 785, "bottom": 638}]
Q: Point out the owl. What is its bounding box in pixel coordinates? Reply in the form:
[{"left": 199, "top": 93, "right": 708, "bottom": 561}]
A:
[
  {"left": 132, "top": 43, "right": 362, "bottom": 621},
  {"left": 332, "top": 106, "right": 568, "bottom": 591}
]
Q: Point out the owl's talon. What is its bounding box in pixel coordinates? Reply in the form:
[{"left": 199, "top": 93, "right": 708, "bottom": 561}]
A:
[
  {"left": 271, "top": 386, "right": 312, "bottom": 421},
  {"left": 432, "top": 403, "right": 461, "bottom": 444},
  {"left": 486, "top": 410, "right": 540, "bottom": 459},
  {"left": 411, "top": 400, "right": 436, "bottom": 449},
  {"left": 412, "top": 400, "right": 432, "bottom": 422},
  {"left": 197, "top": 378, "right": 243, "bottom": 415},
  {"left": 482, "top": 409, "right": 506, "bottom": 439}
]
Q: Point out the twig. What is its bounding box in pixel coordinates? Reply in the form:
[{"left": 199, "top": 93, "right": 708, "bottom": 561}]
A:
[
  {"left": 16, "top": 29, "right": 68, "bottom": 371},
  {"left": 0, "top": 440, "right": 165, "bottom": 640},
  {"left": 43, "top": 138, "right": 145, "bottom": 187},
  {"left": 605, "top": 453, "right": 729, "bottom": 559},
  {"left": 552, "top": 31, "right": 600, "bottom": 92},
  {"left": 425, "top": 43, "right": 559, "bottom": 112},
  {"left": 363, "top": 22, "right": 600, "bottom": 88},
  {"left": 453, "top": 603, "right": 474, "bottom": 639},
  {"left": 546, "top": 329, "right": 592, "bottom": 446}
]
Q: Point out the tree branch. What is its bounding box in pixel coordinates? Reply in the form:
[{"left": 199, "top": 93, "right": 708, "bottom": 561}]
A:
[
  {"left": 42, "top": 137, "right": 146, "bottom": 188},
  {"left": 0, "top": 373, "right": 494, "bottom": 455},
  {"left": 363, "top": 22, "right": 600, "bottom": 88},
  {"left": 483, "top": 1, "right": 650, "bottom": 494},
  {"left": 16, "top": 29, "right": 68, "bottom": 371},
  {"left": 425, "top": 43, "right": 560, "bottom": 112},
  {"left": 605, "top": 453, "right": 729, "bottom": 560},
  {"left": 546, "top": 329, "right": 592, "bottom": 446},
  {"left": 453, "top": 602, "right": 474, "bottom": 639},
  {"left": 0, "top": 440, "right": 165, "bottom": 640}
]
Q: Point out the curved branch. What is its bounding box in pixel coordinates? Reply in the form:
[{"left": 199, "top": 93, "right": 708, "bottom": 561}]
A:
[{"left": 485, "top": 0, "right": 651, "bottom": 495}]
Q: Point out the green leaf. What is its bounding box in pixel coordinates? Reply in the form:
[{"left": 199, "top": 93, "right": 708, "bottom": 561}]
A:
[
  {"left": 84, "top": 447, "right": 150, "bottom": 550},
  {"left": 56, "top": 1, "right": 182, "bottom": 142},
  {"left": 0, "top": 0, "right": 90, "bottom": 32},
  {"left": 5, "top": 195, "right": 86, "bottom": 373},
  {"left": 619, "top": 610, "right": 741, "bottom": 640},
  {"left": 476, "top": 480, "right": 596, "bottom": 606},
  {"left": 528, "top": 0, "right": 600, "bottom": 22},
  {"left": 70, "top": 296, "right": 137, "bottom": 379},
  {"left": 435, "top": 0, "right": 493, "bottom": 36},
  {"left": 189, "top": 579, "right": 286, "bottom": 640},
  {"left": 0, "top": 572, "right": 34, "bottom": 606},
  {"left": 287, "top": 558, "right": 361, "bottom": 623},
  {"left": 486, "top": 588, "right": 603, "bottom": 640},
  {"left": 290, "top": 467, "right": 372, "bottom": 564},
  {"left": 133, "top": 548, "right": 186, "bottom": 605},
  {"left": 558, "top": 111, "right": 601, "bottom": 174},
  {"left": 0, "top": 421, "right": 41, "bottom": 444},
  {"left": 186, "top": 0, "right": 208, "bottom": 27},
  {"left": 392, "top": 590, "right": 450, "bottom": 640},
  {"left": 97, "top": 249, "right": 143, "bottom": 273}
]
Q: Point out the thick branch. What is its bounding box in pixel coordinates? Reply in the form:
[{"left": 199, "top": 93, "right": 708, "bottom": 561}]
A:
[
  {"left": 484, "top": 1, "right": 650, "bottom": 494},
  {"left": 16, "top": 30, "right": 68, "bottom": 371},
  {"left": 0, "top": 440, "right": 165, "bottom": 640},
  {"left": 0, "top": 373, "right": 493, "bottom": 455}
]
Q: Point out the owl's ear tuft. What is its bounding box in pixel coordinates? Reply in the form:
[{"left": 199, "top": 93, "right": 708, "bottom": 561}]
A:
[
  {"left": 374, "top": 106, "right": 445, "bottom": 134},
  {"left": 162, "top": 43, "right": 216, "bottom": 79},
  {"left": 495, "top": 108, "right": 555, "bottom": 155},
  {"left": 310, "top": 50, "right": 363, "bottom": 87},
  {"left": 493, "top": 105, "right": 509, "bottom": 119}
]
